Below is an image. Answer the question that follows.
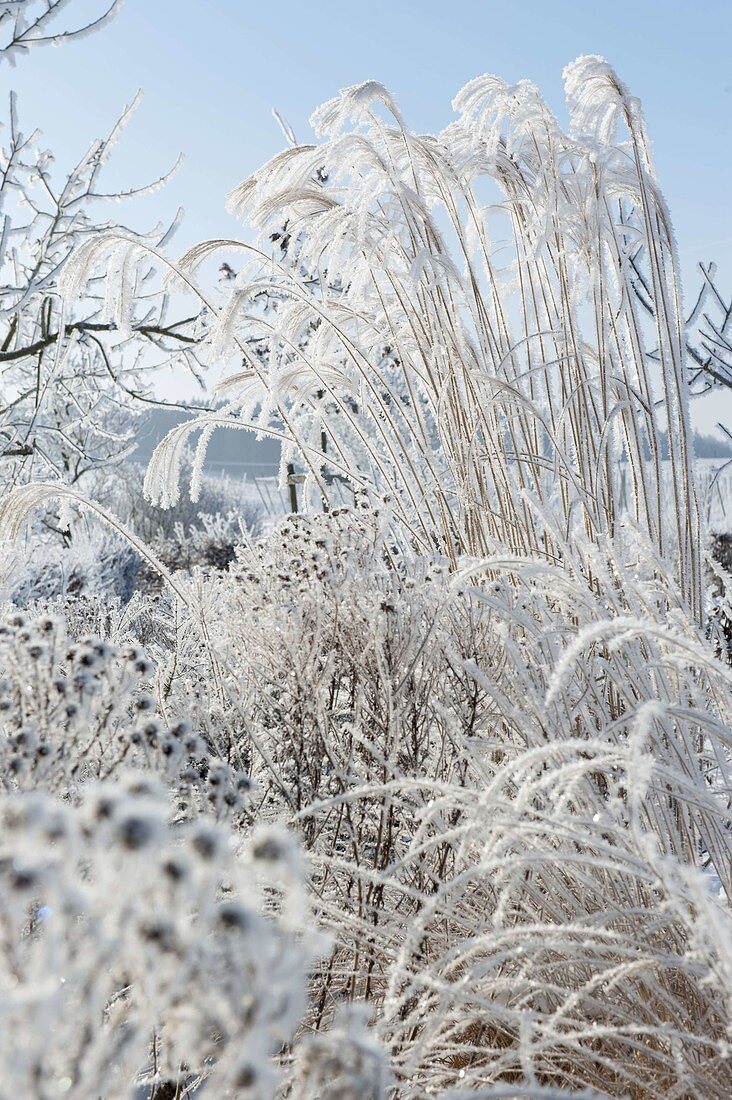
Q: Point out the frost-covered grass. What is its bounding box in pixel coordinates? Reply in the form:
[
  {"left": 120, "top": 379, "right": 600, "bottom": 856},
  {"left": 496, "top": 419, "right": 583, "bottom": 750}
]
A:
[
  {"left": 0, "top": 54, "right": 730, "bottom": 1100},
  {"left": 239, "top": 457, "right": 732, "bottom": 536}
]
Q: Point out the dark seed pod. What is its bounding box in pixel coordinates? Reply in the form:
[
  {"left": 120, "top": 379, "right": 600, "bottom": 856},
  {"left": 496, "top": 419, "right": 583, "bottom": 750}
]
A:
[
  {"left": 234, "top": 1064, "right": 257, "bottom": 1089},
  {"left": 117, "top": 815, "right": 155, "bottom": 851},
  {"left": 140, "top": 919, "right": 175, "bottom": 951},
  {"left": 11, "top": 866, "right": 39, "bottom": 891},
  {"left": 252, "top": 834, "right": 287, "bottom": 862},
  {"left": 94, "top": 796, "right": 117, "bottom": 821},
  {"left": 217, "top": 901, "right": 250, "bottom": 931},
  {"left": 190, "top": 826, "right": 219, "bottom": 861},
  {"left": 161, "top": 857, "right": 188, "bottom": 883}
]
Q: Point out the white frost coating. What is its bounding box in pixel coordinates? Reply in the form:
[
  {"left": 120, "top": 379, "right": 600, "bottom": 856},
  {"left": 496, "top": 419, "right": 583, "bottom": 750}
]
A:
[
  {"left": 564, "top": 54, "right": 645, "bottom": 152},
  {"left": 27, "top": 55, "right": 732, "bottom": 1098},
  {"left": 73, "top": 57, "right": 697, "bottom": 609},
  {"left": 0, "top": 84, "right": 203, "bottom": 496},
  {"left": 0, "top": 1, "right": 126, "bottom": 64},
  {"left": 0, "top": 776, "right": 312, "bottom": 1097},
  {"left": 272, "top": 106, "right": 297, "bottom": 147},
  {"left": 0, "top": 482, "right": 190, "bottom": 603},
  {"left": 310, "top": 80, "right": 405, "bottom": 137}
]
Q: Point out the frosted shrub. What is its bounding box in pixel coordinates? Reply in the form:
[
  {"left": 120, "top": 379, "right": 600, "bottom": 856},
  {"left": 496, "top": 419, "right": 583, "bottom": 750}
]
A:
[
  {"left": 220, "top": 507, "right": 473, "bottom": 810},
  {"left": 1, "top": 462, "right": 262, "bottom": 610},
  {"left": 0, "top": 611, "right": 153, "bottom": 794},
  {"left": 294, "top": 1005, "right": 392, "bottom": 1099},
  {"left": 176, "top": 507, "right": 479, "bottom": 828},
  {"left": 1, "top": 518, "right": 144, "bottom": 607},
  {"left": 0, "top": 776, "right": 309, "bottom": 1098},
  {"left": 92, "top": 460, "right": 263, "bottom": 575},
  {"left": 0, "top": 612, "right": 252, "bottom": 820},
  {"left": 152, "top": 510, "right": 249, "bottom": 575},
  {"left": 161, "top": 508, "right": 729, "bottom": 1097}
]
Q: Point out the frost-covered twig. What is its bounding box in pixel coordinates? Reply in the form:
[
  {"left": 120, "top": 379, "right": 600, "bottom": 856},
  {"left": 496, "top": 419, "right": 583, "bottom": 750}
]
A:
[{"left": 0, "top": 0, "right": 125, "bottom": 64}]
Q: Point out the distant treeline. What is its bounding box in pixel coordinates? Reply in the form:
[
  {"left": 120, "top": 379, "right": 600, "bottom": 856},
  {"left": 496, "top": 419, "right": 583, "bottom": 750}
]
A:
[{"left": 659, "top": 429, "right": 732, "bottom": 459}]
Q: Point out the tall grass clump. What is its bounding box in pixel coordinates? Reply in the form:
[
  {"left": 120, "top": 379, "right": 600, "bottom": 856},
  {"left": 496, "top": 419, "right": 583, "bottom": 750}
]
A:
[
  {"left": 3, "top": 57, "right": 730, "bottom": 1098},
  {"left": 65, "top": 57, "right": 699, "bottom": 605}
]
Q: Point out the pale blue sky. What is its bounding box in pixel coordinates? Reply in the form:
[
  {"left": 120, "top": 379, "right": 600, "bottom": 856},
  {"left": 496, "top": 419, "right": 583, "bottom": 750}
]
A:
[{"left": 6, "top": 0, "right": 732, "bottom": 427}]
